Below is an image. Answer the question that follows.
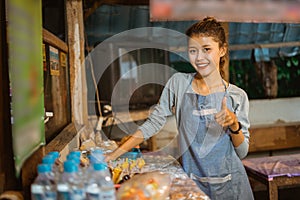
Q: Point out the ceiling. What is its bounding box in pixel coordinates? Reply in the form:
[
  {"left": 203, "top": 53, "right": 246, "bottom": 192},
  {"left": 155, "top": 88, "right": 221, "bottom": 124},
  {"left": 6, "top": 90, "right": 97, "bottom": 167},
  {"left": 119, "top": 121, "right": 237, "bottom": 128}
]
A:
[{"left": 84, "top": 3, "right": 300, "bottom": 60}]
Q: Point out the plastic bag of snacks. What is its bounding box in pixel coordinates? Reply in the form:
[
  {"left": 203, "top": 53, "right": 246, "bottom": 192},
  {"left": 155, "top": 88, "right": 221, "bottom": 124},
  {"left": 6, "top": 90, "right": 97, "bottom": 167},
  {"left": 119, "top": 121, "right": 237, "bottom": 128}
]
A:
[
  {"left": 116, "top": 171, "right": 171, "bottom": 200},
  {"left": 109, "top": 156, "right": 146, "bottom": 184}
]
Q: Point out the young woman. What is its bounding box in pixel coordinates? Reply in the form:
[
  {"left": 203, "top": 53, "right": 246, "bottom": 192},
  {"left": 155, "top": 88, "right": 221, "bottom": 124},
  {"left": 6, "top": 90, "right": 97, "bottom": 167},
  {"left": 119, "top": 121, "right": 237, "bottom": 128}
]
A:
[{"left": 106, "top": 17, "right": 254, "bottom": 200}]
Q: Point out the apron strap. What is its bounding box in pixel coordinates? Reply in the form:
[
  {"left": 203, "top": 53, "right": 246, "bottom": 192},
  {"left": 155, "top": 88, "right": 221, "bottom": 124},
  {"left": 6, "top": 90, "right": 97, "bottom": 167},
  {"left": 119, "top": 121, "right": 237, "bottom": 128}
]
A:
[{"left": 190, "top": 173, "right": 232, "bottom": 184}]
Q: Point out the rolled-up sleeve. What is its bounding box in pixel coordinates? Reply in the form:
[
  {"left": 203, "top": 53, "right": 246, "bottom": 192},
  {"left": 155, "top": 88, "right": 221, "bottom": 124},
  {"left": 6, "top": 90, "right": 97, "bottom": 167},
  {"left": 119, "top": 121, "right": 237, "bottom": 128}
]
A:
[
  {"left": 231, "top": 88, "right": 250, "bottom": 159},
  {"left": 138, "top": 75, "right": 176, "bottom": 140}
]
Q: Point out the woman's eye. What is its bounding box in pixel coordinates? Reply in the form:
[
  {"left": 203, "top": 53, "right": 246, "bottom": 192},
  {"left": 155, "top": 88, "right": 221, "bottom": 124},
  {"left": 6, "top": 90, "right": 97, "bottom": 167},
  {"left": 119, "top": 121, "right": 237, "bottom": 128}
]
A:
[{"left": 189, "top": 49, "right": 197, "bottom": 54}]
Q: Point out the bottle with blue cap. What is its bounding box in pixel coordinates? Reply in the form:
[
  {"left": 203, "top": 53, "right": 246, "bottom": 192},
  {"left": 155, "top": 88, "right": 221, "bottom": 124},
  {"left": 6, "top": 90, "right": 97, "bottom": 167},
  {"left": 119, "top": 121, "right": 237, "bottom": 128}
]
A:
[
  {"left": 47, "top": 151, "right": 62, "bottom": 173},
  {"left": 83, "top": 148, "right": 106, "bottom": 186},
  {"left": 42, "top": 154, "right": 61, "bottom": 183},
  {"left": 89, "top": 149, "right": 105, "bottom": 165},
  {"left": 86, "top": 162, "right": 116, "bottom": 200},
  {"left": 31, "top": 164, "right": 57, "bottom": 200},
  {"left": 57, "top": 161, "right": 86, "bottom": 200}
]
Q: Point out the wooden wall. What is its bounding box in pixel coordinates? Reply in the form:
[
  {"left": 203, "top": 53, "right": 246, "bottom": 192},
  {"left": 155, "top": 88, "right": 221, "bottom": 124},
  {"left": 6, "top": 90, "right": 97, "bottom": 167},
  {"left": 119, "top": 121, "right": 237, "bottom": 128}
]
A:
[
  {"left": 249, "top": 124, "right": 300, "bottom": 153},
  {"left": 20, "top": 0, "right": 88, "bottom": 199}
]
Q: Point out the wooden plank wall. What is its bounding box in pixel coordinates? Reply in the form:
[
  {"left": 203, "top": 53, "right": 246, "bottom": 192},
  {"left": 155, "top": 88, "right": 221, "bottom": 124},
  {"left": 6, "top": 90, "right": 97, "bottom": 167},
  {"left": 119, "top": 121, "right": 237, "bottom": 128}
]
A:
[{"left": 249, "top": 124, "right": 300, "bottom": 153}]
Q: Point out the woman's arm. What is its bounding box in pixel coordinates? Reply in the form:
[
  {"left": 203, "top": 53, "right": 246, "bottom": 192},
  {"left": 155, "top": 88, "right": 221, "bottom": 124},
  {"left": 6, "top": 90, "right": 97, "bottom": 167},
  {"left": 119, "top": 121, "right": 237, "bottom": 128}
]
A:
[
  {"left": 105, "top": 73, "right": 188, "bottom": 161},
  {"left": 105, "top": 130, "right": 144, "bottom": 162}
]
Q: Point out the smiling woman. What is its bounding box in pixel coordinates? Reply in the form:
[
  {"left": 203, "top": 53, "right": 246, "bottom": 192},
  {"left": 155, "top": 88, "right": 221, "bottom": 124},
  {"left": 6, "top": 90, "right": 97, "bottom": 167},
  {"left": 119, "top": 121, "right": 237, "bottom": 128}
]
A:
[{"left": 105, "top": 17, "right": 254, "bottom": 200}]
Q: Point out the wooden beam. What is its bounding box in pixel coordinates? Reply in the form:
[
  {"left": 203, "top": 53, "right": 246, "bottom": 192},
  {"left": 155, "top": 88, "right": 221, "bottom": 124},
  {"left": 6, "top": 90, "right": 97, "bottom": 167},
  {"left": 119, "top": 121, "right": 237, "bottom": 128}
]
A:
[
  {"left": 230, "top": 41, "right": 300, "bottom": 51},
  {"left": 84, "top": 0, "right": 149, "bottom": 19},
  {"left": 43, "top": 28, "right": 68, "bottom": 52}
]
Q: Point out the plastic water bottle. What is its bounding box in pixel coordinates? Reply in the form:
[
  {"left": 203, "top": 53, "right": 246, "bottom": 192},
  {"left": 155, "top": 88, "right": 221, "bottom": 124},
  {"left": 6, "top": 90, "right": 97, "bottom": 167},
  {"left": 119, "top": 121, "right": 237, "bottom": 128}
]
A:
[
  {"left": 85, "top": 163, "right": 102, "bottom": 200},
  {"left": 47, "top": 151, "right": 62, "bottom": 173},
  {"left": 31, "top": 164, "right": 57, "bottom": 200},
  {"left": 99, "top": 162, "right": 116, "bottom": 200},
  {"left": 86, "top": 149, "right": 105, "bottom": 175},
  {"left": 89, "top": 149, "right": 105, "bottom": 164},
  {"left": 83, "top": 149, "right": 106, "bottom": 186},
  {"left": 42, "top": 155, "right": 60, "bottom": 184},
  {"left": 86, "top": 163, "right": 116, "bottom": 200},
  {"left": 57, "top": 161, "right": 86, "bottom": 200}
]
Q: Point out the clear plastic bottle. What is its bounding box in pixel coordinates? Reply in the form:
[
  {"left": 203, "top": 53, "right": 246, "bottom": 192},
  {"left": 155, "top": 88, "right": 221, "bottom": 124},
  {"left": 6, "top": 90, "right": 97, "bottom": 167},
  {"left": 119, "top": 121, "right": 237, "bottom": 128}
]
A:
[
  {"left": 47, "top": 151, "right": 62, "bottom": 174},
  {"left": 86, "top": 163, "right": 116, "bottom": 200},
  {"left": 99, "top": 162, "right": 116, "bottom": 200},
  {"left": 57, "top": 161, "right": 86, "bottom": 200},
  {"left": 83, "top": 149, "right": 106, "bottom": 186},
  {"left": 90, "top": 149, "right": 105, "bottom": 164},
  {"left": 31, "top": 164, "right": 57, "bottom": 200},
  {"left": 42, "top": 155, "right": 61, "bottom": 184},
  {"left": 85, "top": 163, "right": 102, "bottom": 200}
]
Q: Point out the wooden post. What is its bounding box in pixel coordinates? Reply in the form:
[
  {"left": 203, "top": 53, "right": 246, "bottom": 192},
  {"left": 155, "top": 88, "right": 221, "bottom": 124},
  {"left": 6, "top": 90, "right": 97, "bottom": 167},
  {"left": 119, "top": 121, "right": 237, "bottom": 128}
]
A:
[
  {"left": 221, "top": 22, "right": 229, "bottom": 82},
  {"left": 66, "top": 0, "right": 89, "bottom": 126}
]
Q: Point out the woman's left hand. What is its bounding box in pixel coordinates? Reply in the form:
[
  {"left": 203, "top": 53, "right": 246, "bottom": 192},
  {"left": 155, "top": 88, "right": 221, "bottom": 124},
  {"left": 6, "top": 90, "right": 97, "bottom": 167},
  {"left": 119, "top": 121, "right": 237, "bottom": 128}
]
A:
[{"left": 215, "top": 97, "right": 239, "bottom": 131}]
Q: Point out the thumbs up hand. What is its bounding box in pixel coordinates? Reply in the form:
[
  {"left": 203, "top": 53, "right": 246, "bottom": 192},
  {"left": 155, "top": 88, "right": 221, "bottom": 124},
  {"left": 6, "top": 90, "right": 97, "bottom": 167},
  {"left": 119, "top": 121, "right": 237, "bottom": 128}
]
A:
[{"left": 215, "top": 96, "right": 239, "bottom": 131}]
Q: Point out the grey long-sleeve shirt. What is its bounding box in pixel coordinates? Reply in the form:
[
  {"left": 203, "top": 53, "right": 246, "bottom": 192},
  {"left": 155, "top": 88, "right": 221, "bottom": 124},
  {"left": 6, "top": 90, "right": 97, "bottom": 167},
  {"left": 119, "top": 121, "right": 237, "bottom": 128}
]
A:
[{"left": 138, "top": 72, "right": 250, "bottom": 159}]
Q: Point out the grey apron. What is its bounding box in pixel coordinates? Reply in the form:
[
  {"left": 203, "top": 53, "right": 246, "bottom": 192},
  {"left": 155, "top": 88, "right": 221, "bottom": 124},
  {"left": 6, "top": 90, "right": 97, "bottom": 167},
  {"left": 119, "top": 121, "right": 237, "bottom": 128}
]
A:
[{"left": 178, "top": 82, "right": 254, "bottom": 200}]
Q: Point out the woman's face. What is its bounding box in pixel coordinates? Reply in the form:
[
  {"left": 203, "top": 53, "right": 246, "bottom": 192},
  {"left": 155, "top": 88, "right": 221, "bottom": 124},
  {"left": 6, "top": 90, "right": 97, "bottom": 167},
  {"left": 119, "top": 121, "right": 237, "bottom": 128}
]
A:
[{"left": 188, "top": 35, "right": 225, "bottom": 78}]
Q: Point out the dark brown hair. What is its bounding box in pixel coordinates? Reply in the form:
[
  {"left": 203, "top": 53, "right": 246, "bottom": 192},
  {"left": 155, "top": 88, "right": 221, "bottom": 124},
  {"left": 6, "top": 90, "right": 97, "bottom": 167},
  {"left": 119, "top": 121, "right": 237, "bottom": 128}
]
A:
[{"left": 185, "top": 17, "right": 228, "bottom": 78}]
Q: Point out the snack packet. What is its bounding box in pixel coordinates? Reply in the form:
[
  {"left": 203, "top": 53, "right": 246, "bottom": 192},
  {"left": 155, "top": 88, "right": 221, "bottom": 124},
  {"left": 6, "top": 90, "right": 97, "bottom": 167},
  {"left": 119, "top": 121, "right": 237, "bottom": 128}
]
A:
[{"left": 116, "top": 171, "right": 171, "bottom": 200}]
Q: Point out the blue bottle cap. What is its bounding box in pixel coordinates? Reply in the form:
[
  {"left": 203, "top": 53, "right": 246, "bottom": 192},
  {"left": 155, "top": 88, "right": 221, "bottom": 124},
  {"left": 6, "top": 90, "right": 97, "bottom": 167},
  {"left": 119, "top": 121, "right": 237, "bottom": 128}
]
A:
[
  {"left": 37, "top": 164, "right": 51, "bottom": 173},
  {"left": 93, "top": 163, "right": 107, "bottom": 171},
  {"left": 66, "top": 154, "right": 80, "bottom": 165},
  {"left": 63, "top": 161, "right": 78, "bottom": 173},
  {"left": 42, "top": 155, "right": 55, "bottom": 165},
  {"left": 69, "top": 151, "right": 81, "bottom": 158},
  {"left": 48, "top": 151, "right": 60, "bottom": 159}
]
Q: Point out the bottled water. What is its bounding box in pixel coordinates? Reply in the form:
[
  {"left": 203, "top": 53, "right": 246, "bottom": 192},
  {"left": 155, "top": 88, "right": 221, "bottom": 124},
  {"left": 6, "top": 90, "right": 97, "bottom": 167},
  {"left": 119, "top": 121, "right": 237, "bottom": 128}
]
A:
[
  {"left": 31, "top": 164, "right": 57, "bottom": 200},
  {"left": 57, "top": 161, "right": 86, "bottom": 200},
  {"left": 85, "top": 163, "right": 102, "bottom": 200},
  {"left": 42, "top": 155, "right": 60, "bottom": 184},
  {"left": 45, "top": 151, "right": 63, "bottom": 182},
  {"left": 84, "top": 149, "right": 106, "bottom": 187},
  {"left": 47, "top": 151, "right": 61, "bottom": 169},
  {"left": 98, "top": 163, "right": 116, "bottom": 200},
  {"left": 86, "top": 163, "right": 116, "bottom": 200},
  {"left": 89, "top": 149, "right": 105, "bottom": 165}
]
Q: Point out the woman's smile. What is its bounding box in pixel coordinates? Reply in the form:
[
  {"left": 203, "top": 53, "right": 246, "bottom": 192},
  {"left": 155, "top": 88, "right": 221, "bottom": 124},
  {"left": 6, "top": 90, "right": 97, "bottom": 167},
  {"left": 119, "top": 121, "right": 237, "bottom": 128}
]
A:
[
  {"left": 188, "top": 36, "right": 225, "bottom": 78},
  {"left": 195, "top": 62, "right": 210, "bottom": 68}
]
